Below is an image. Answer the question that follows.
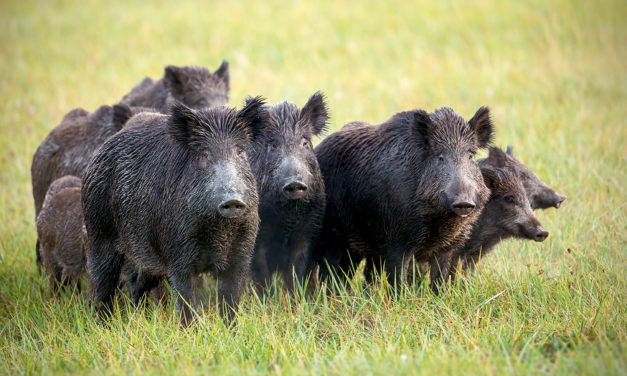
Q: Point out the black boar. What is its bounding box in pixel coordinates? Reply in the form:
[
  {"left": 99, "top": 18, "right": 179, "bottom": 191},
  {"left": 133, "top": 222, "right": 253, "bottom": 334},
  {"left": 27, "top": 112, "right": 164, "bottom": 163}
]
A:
[
  {"left": 429, "top": 164, "right": 549, "bottom": 292},
  {"left": 313, "top": 106, "right": 494, "bottom": 290},
  {"left": 31, "top": 104, "right": 157, "bottom": 267},
  {"left": 481, "top": 145, "right": 566, "bottom": 209},
  {"left": 119, "top": 61, "right": 230, "bottom": 112},
  {"left": 249, "top": 92, "right": 328, "bottom": 294},
  {"left": 82, "top": 98, "right": 266, "bottom": 326},
  {"left": 36, "top": 175, "right": 87, "bottom": 290}
]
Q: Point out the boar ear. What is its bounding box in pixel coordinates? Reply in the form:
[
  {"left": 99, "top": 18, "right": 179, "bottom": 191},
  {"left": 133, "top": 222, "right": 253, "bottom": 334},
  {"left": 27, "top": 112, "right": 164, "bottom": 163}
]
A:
[
  {"left": 468, "top": 106, "right": 493, "bottom": 148},
  {"left": 506, "top": 144, "right": 514, "bottom": 156},
  {"left": 486, "top": 146, "right": 508, "bottom": 168},
  {"left": 411, "top": 110, "right": 432, "bottom": 146},
  {"left": 214, "top": 60, "right": 229, "bottom": 84},
  {"left": 168, "top": 103, "right": 204, "bottom": 145},
  {"left": 481, "top": 165, "right": 501, "bottom": 191},
  {"left": 164, "top": 65, "right": 185, "bottom": 91},
  {"left": 112, "top": 104, "right": 133, "bottom": 131},
  {"left": 239, "top": 96, "right": 268, "bottom": 142},
  {"left": 301, "top": 91, "right": 329, "bottom": 136}
]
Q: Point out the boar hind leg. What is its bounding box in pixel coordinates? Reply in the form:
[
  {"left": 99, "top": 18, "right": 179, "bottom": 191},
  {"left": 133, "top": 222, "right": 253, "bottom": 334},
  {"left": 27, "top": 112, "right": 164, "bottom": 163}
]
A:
[
  {"left": 36, "top": 239, "right": 43, "bottom": 273},
  {"left": 88, "top": 237, "right": 124, "bottom": 319},
  {"left": 167, "top": 269, "right": 197, "bottom": 328},
  {"left": 129, "top": 270, "right": 162, "bottom": 305}
]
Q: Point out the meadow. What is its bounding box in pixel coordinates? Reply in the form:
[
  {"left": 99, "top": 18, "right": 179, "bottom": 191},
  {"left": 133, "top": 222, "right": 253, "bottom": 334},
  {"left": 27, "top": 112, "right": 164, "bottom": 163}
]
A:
[{"left": 0, "top": 0, "right": 625, "bottom": 374}]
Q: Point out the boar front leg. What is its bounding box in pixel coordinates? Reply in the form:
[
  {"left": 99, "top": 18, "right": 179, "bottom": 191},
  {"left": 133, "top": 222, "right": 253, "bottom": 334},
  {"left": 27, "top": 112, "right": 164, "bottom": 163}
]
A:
[{"left": 167, "top": 267, "right": 197, "bottom": 328}]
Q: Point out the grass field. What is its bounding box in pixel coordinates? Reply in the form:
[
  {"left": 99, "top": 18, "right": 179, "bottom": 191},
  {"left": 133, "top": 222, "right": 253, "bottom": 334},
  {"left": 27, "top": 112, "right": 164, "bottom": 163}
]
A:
[{"left": 0, "top": 0, "right": 625, "bottom": 374}]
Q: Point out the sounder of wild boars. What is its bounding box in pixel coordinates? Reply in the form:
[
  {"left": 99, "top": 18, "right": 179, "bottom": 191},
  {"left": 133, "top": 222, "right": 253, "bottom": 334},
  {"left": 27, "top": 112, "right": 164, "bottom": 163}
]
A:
[
  {"left": 82, "top": 98, "right": 267, "bottom": 327},
  {"left": 31, "top": 104, "right": 156, "bottom": 267},
  {"left": 429, "top": 164, "right": 549, "bottom": 293},
  {"left": 312, "top": 106, "right": 494, "bottom": 291},
  {"left": 481, "top": 145, "right": 566, "bottom": 210},
  {"left": 249, "top": 92, "right": 328, "bottom": 294},
  {"left": 119, "top": 61, "right": 230, "bottom": 112},
  {"left": 36, "top": 175, "right": 87, "bottom": 290}
]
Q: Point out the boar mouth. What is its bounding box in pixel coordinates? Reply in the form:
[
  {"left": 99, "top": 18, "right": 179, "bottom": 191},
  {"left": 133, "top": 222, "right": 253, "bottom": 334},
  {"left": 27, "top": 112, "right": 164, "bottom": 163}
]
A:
[{"left": 554, "top": 194, "right": 566, "bottom": 209}]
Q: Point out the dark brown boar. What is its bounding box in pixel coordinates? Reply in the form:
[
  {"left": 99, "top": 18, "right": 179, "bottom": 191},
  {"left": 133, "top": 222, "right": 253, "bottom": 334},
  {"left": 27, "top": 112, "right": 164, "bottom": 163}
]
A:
[
  {"left": 119, "top": 61, "right": 230, "bottom": 112},
  {"left": 82, "top": 98, "right": 267, "bottom": 326},
  {"left": 249, "top": 93, "right": 329, "bottom": 294},
  {"left": 313, "top": 106, "right": 494, "bottom": 291},
  {"left": 37, "top": 176, "right": 86, "bottom": 290}
]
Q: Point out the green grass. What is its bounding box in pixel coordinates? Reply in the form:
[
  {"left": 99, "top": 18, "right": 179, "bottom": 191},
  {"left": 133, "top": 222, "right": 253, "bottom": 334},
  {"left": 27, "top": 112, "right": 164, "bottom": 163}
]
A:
[{"left": 1, "top": 0, "right": 625, "bottom": 374}]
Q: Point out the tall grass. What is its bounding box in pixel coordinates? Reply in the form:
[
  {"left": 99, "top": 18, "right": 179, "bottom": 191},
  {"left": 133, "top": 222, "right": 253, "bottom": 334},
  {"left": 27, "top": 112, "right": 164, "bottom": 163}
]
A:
[{"left": 0, "top": 0, "right": 625, "bottom": 374}]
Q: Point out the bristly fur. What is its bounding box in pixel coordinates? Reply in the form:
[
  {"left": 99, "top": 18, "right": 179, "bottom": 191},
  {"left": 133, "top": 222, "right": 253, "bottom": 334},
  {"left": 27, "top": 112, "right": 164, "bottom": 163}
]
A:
[
  {"left": 312, "top": 106, "right": 493, "bottom": 291},
  {"left": 169, "top": 97, "right": 267, "bottom": 152},
  {"left": 82, "top": 98, "right": 266, "bottom": 326},
  {"left": 119, "top": 61, "right": 230, "bottom": 113},
  {"left": 249, "top": 93, "right": 329, "bottom": 293}
]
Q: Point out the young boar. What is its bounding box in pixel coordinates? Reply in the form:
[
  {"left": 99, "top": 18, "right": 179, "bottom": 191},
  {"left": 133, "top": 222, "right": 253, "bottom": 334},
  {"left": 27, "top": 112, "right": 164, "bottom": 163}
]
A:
[
  {"left": 249, "top": 92, "right": 328, "bottom": 294},
  {"left": 119, "top": 61, "right": 230, "bottom": 112},
  {"left": 429, "top": 164, "right": 549, "bottom": 292},
  {"left": 31, "top": 104, "right": 157, "bottom": 267},
  {"left": 480, "top": 145, "right": 566, "bottom": 209},
  {"left": 36, "top": 175, "right": 87, "bottom": 290},
  {"left": 82, "top": 98, "right": 267, "bottom": 326},
  {"left": 313, "top": 106, "right": 494, "bottom": 290}
]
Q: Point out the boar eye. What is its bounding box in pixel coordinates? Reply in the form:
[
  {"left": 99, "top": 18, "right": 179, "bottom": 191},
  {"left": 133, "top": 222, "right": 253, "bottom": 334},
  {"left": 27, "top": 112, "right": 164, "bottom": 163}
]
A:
[
  {"left": 438, "top": 154, "right": 444, "bottom": 162},
  {"left": 469, "top": 152, "right": 476, "bottom": 160},
  {"left": 201, "top": 152, "right": 209, "bottom": 159},
  {"left": 271, "top": 143, "right": 277, "bottom": 150},
  {"left": 504, "top": 195, "right": 515, "bottom": 204},
  {"left": 302, "top": 139, "right": 310, "bottom": 148},
  {"left": 236, "top": 149, "right": 245, "bottom": 157}
]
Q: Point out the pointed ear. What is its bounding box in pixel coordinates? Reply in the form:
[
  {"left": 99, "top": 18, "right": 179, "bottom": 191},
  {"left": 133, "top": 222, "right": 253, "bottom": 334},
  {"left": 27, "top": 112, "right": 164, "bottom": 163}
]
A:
[
  {"left": 506, "top": 144, "right": 514, "bottom": 156},
  {"left": 411, "top": 110, "right": 432, "bottom": 147},
  {"left": 168, "top": 103, "right": 204, "bottom": 145},
  {"left": 301, "top": 91, "right": 329, "bottom": 136},
  {"left": 468, "top": 106, "right": 493, "bottom": 148},
  {"left": 480, "top": 165, "right": 500, "bottom": 191},
  {"left": 112, "top": 104, "right": 133, "bottom": 131},
  {"left": 164, "top": 65, "right": 184, "bottom": 92},
  {"left": 486, "top": 146, "right": 508, "bottom": 168},
  {"left": 239, "top": 96, "right": 267, "bottom": 142},
  {"left": 214, "top": 60, "right": 229, "bottom": 83}
]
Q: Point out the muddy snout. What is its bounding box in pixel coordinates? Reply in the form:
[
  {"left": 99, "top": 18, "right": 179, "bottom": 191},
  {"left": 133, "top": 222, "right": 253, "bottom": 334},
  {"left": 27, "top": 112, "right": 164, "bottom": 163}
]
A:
[
  {"left": 282, "top": 180, "right": 308, "bottom": 200},
  {"left": 218, "top": 198, "right": 247, "bottom": 218},
  {"left": 451, "top": 200, "right": 476, "bottom": 217}
]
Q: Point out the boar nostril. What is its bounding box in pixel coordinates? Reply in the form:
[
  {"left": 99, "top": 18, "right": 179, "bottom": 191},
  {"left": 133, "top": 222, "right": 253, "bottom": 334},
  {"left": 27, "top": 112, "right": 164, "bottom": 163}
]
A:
[
  {"left": 451, "top": 201, "right": 475, "bottom": 217},
  {"left": 534, "top": 227, "right": 549, "bottom": 242},
  {"left": 218, "top": 200, "right": 247, "bottom": 218},
  {"left": 282, "top": 181, "right": 308, "bottom": 200}
]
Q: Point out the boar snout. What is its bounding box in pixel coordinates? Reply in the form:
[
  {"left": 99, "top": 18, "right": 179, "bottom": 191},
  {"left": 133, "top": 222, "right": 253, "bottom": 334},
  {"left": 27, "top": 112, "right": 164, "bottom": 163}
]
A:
[
  {"left": 533, "top": 226, "right": 549, "bottom": 242},
  {"left": 554, "top": 194, "right": 566, "bottom": 208},
  {"left": 218, "top": 199, "right": 247, "bottom": 218},
  {"left": 282, "top": 181, "right": 308, "bottom": 200},
  {"left": 451, "top": 200, "right": 476, "bottom": 217}
]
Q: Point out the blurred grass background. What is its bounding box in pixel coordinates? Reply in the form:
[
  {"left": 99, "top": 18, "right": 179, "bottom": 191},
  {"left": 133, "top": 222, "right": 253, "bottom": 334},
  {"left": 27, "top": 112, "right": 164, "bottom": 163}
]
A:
[{"left": 0, "top": 0, "right": 625, "bottom": 374}]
